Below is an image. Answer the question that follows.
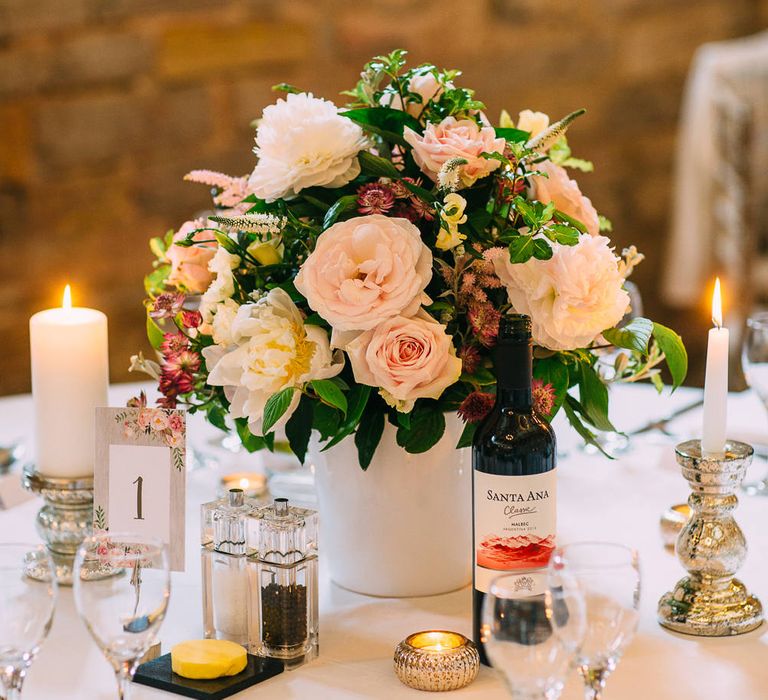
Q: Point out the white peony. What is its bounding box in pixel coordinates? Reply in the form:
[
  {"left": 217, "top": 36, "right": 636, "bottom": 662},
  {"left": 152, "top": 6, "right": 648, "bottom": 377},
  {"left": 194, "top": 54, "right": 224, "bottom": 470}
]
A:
[
  {"left": 248, "top": 93, "right": 370, "bottom": 202},
  {"left": 490, "top": 235, "right": 630, "bottom": 351},
  {"left": 199, "top": 246, "right": 240, "bottom": 334},
  {"left": 203, "top": 289, "right": 343, "bottom": 434}
]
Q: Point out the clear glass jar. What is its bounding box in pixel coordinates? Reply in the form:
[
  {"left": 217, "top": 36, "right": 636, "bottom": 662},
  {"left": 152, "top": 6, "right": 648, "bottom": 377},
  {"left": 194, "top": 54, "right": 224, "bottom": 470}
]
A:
[
  {"left": 249, "top": 497, "right": 318, "bottom": 668},
  {"left": 201, "top": 489, "right": 257, "bottom": 646}
]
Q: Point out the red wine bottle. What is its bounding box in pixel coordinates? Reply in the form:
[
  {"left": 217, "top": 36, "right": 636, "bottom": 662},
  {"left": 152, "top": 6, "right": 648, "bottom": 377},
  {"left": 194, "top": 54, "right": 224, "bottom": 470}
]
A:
[{"left": 471, "top": 314, "right": 557, "bottom": 666}]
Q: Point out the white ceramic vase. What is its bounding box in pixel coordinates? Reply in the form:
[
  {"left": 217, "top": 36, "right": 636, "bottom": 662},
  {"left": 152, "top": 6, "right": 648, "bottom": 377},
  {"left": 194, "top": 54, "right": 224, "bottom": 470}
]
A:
[{"left": 310, "top": 415, "right": 471, "bottom": 597}]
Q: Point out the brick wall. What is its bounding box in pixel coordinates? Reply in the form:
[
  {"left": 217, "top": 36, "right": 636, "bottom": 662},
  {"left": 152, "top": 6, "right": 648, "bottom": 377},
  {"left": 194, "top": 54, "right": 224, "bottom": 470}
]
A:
[{"left": 0, "top": 0, "right": 765, "bottom": 395}]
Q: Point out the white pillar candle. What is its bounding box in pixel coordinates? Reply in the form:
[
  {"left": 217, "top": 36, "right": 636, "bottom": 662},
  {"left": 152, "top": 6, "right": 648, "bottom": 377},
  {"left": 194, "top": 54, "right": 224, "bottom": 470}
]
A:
[
  {"left": 701, "top": 278, "right": 728, "bottom": 455},
  {"left": 29, "top": 285, "right": 109, "bottom": 477}
]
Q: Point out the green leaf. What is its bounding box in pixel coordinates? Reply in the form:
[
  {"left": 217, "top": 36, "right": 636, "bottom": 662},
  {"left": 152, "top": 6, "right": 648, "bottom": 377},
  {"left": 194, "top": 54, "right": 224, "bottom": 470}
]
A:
[
  {"left": 603, "top": 317, "right": 654, "bottom": 354},
  {"left": 550, "top": 224, "right": 580, "bottom": 246},
  {"left": 513, "top": 196, "right": 537, "bottom": 226},
  {"left": 508, "top": 235, "right": 535, "bottom": 263},
  {"left": 235, "top": 418, "right": 274, "bottom": 453},
  {"left": 460, "top": 367, "right": 495, "bottom": 386},
  {"left": 146, "top": 314, "right": 165, "bottom": 350},
  {"left": 144, "top": 266, "right": 170, "bottom": 296},
  {"left": 578, "top": 363, "right": 616, "bottom": 431},
  {"left": 310, "top": 379, "right": 348, "bottom": 415},
  {"left": 285, "top": 394, "right": 313, "bottom": 464},
  {"left": 313, "top": 402, "right": 341, "bottom": 441},
  {"left": 554, "top": 209, "right": 588, "bottom": 234},
  {"left": 206, "top": 405, "right": 228, "bottom": 432},
  {"left": 494, "top": 127, "right": 530, "bottom": 143},
  {"left": 343, "top": 107, "right": 422, "bottom": 147},
  {"left": 354, "top": 408, "right": 385, "bottom": 470},
  {"left": 563, "top": 395, "right": 612, "bottom": 458},
  {"left": 396, "top": 406, "right": 446, "bottom": 454},
  {"left": 456, "top": 420, "right": 477, "bottom": 449},
  {"left": 323, "top": 195, "right": 358, "bottom": 229},
  {"left": 358, "top": 151, "right": 401, "bottom": 179},
  {"left": 652, "top": 322, "right": 688, "bottom": 390},
  {"left": 303, "top": 312, "right": 330, "bottom": 328},
  {"left": 272, "top": 82, "right": 302, "bottom": 94},
  {"left": 561, "top": 157, "right": 594, "bottom": 172},
  {"left": 321, "top": 384, "right": 371, "bottom": 450},
  {"left": 262, "top": 387, "right": 297, "bottom": 435},
  {"left": 532, "top": 238, "right": 553, "bottom": 260},
  {"left": 533, "top": 356, "right": 569, "bottom": 419},
  {"left": 149, "top": 236, "right": 167, "bottom": 259}
]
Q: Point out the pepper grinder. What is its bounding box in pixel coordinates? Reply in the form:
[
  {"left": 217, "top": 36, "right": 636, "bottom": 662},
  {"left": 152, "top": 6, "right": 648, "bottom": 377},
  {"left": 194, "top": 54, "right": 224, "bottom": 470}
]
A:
[
  {"left": 201, "top": 489, "right": 255, "bottom": 646},
  {"left": 249, "top": 497, "right": 318, "bottom": 668}
]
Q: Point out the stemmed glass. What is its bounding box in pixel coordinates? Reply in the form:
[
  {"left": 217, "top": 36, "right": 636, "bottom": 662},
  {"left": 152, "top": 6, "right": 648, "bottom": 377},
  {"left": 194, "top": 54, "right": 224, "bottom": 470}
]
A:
[
  {"left": 741, "top": 312, "right": 768, "bottom": 494},
  {"left": 73, "top": 533, "right": 170, "bottom": 699},
  {"left": 549, "top": 543, "right": 640, "bottom": 700},
  {"left": 0, "top": 543, "right": 57, "bottom": 699},
  {"left": 482, "top": 570, "right": 586, "bottom": 700}
]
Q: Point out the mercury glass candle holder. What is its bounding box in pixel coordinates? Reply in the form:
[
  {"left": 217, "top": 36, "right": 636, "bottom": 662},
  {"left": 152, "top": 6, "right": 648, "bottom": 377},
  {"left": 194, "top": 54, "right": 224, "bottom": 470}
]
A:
[
  {"left": 394, "top": 631, "right": 479, "bottom": 692},
  {"left": 658, "top": 439, "right": 764, "bottom": 636},
  {"left": 22, "top": 465, "right": 115, "bottom": 585}
]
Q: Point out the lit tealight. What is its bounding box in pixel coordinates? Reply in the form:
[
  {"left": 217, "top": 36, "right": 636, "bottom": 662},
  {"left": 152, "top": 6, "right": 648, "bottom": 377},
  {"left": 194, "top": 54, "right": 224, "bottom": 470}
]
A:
[
  {"left": 220, "top": 472, "right": 267, "bottom": 498},
  {"left": 394, "top": 630, "right": 479, "bottom": 691}
]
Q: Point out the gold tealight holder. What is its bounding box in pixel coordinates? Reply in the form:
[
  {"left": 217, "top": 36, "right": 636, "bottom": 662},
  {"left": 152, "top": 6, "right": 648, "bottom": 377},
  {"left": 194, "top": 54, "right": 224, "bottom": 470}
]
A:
[{"left": 394, "top": 631, "right": 479, "bottom": 692}]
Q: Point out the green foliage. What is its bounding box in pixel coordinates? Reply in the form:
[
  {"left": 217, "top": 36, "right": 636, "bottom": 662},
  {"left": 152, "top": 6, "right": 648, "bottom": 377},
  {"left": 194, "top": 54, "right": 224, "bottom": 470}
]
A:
[
  {"left": 603, "top": 318, "right": 654, "bottom": 354},
  {"left": 310, "top": 379, "right": 348, "bottom": 415},
  {"left": 494, "top": 127, "right": 530, "bottom": 144},
  {"left": 343, "top": 107, "right": 422, "bottom": 147},
  {"left": 146, "top": 313, "right": 165, "bottom": 350},
  {"left": 396, "top": 403, "right": 446, "bottom": 453},
  {"left": 285, "top": 394, "right": 314, "bottom": 464},
  {"left": 262, "top": 387, "right": 297, "bottom": 435},
  {"left": 354, "top": 408, "right": 385, "bottom": 470},
  {"left": 578, "top": 363, "right": 616, "bottom": 432},
  {"left": 324, "top": 195, "right": 359, "bottom": 229},
  {"left": 651, "top": 323, "right": 688, "bottom": 390},
  {"left": 235, "top": 418, "right": 274, "bottom": 453},
  {"left": 358, "top": 151, "right": 402, "bottom": 179},
  {"left": 456, "top": 421, "right": 477, "bottom": 449}
]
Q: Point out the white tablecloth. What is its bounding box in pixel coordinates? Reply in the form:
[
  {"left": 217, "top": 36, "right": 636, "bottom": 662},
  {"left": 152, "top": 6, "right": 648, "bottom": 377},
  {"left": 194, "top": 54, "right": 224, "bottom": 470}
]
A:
[{"left": 2, "top": 383, "right": 768, "bottom": 699}]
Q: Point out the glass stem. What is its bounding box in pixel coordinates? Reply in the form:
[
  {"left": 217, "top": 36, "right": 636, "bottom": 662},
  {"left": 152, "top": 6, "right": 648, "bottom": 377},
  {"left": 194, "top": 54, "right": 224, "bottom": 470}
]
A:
[
  {"left": 114, "top": 660, "right": 136, "bottom": 700},
  {"left": 579, "top": 664, "right": 608, "bottom": 700},
  {"left": 0, "top": 665, "right": 26, "bottom": 700}
]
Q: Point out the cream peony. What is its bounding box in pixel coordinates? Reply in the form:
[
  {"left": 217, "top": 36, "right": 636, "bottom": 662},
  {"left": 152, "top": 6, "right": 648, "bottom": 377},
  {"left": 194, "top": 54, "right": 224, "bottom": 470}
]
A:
[
  {"left": 403, "top": 117, "right": 506, "bottom": 187},
  {"left": 294, "top": 214, "right": 432, "bottom": 332},
  {"left": 528, "top": 160, "right": 600, "bottom": 237},
  {"left": 490, "top": 235, "right": 630, "bottom": 351},
  {"left": 203, "top": 288, "right": 343, "bottom": 433},
  {"left": 167, "top": 219, "right": 218, "bottom": 294},
  {"left": 344, "top": 312, "right": 462, "bottom": 413},
  {"left": 516, "top": 110, "right": 550, "bottom": 139},
  {"left": 248, "top": 93, "right": 369, "bottom": 202},
  {"left": 199, "top": 246, "right": 241, "bottom": 333},
  {"left": 380, "top": 73, "right": 448, "bottom": 117}
]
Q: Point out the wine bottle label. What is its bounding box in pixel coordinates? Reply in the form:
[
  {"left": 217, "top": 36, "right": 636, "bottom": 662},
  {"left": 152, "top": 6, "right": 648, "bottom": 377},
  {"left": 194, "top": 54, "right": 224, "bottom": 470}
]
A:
[{"left": 473, "top": 469, "right": 557, "bottom": 593}]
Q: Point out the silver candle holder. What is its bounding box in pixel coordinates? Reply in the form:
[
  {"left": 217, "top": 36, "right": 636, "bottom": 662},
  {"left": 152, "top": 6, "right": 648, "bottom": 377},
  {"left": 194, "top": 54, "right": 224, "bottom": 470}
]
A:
[
  {"left": 22, "top": 465, "right": 115, "bottom": 585},
  {"left": 658, "top": 439, "right": 764, "bottom": 636}
]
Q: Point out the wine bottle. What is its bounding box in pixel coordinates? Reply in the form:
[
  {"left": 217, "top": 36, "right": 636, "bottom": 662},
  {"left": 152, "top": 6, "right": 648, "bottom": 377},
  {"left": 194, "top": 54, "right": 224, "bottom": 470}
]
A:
[{"left": 471, "top": 314, "right": 557, "bottom": 666}]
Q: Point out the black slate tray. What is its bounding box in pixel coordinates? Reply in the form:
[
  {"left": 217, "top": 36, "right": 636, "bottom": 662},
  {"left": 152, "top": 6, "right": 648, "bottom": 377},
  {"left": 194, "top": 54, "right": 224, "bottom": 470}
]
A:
[{"left": 133, "top": 653, "right": 284, "bottom": 699}]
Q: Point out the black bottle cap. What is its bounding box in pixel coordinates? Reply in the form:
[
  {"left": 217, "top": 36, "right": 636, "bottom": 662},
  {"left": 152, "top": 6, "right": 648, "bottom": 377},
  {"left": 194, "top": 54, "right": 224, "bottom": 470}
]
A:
[{"left": 498, "top": 314, "right": 532, "bottom": 343}]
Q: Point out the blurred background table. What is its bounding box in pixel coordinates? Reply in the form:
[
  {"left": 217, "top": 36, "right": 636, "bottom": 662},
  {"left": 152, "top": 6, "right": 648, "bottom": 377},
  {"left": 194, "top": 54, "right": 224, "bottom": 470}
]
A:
[{"left": 1, "top": 382, "right": 767, "bottom": 699}]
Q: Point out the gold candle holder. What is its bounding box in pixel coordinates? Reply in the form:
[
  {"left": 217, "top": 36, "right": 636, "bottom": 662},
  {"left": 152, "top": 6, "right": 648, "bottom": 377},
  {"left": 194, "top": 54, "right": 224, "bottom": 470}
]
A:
[
  {"left": 394, "top": 631, "right": 479, "bottom": 692},
  {"left": 658, "top": 440, "right": 764, "bottom": 636}
]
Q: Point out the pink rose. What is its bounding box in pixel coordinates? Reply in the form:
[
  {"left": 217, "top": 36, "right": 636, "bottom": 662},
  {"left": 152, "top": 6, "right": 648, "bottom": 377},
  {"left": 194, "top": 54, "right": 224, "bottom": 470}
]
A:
[
  {"left": 403, "top": 117, "right": 506, "bottom": 187},
  {"left": 137, "top": 409, "right": 152, "bottom": 430},
  {"left": 344, "top": 313, "right": 463, "bottom": 412},
  {"left": 168, "top": 413, "right": 184, "bottom": 433},
  {"left": 294, "top": 214, "right": 432, "bottom": 332},
  {"left": 167, "top": 219, "right": 218, "bottom": 294},
  {"left": 528, "top": 161, "right": 599, "bottom": 237}
]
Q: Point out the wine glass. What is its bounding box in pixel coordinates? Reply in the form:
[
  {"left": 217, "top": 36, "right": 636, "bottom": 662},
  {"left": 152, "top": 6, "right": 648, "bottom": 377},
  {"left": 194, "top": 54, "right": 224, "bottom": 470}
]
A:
[
  {"left": 549, "top": 543, "right": 640, "bottom": 700},
  {"left": 0, "top": 544, "right": 57, "bottom": 699},
  {"left": 741, "top": 312, "right": 768, "bottom": 494},
  {"left": 482, "top": 570, "right": 586, "bottom": 700},
  {"left": 73, "top": 534, "right": 170, "bottom": 699}
]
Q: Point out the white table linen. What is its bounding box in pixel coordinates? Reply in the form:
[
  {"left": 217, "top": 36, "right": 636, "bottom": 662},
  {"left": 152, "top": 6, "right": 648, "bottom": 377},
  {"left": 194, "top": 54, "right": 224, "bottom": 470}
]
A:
[{"left": 2, "top": 382, "right": 768, "bottom": 699}]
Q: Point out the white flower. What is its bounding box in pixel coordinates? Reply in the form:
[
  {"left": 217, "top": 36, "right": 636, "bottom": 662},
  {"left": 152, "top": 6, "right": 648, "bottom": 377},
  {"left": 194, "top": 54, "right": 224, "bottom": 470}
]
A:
[
  {"left": 248, "top": 93, "right": 370, "bottom": 202},
  {"left": 490, "top": 235, "right": 630, "bottom": 351},
  {"left": 436, "top": 193, "right": 468, "bottom": 250},
  {"left": 200, "top": 246, "right": 240, "bottom": 326},
  {"left": 209, "top": 298, "right": 240, "bottom": 346},
  {"left": 380, "top": 73, "right": 449, "bottom": 117},
  {"left": 202, "top": 289, "right": 343, "bottom": 433}
]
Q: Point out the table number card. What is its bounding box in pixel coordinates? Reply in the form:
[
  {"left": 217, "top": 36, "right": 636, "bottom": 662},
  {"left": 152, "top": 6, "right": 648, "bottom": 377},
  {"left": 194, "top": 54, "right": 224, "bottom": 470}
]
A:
[{"left": 94, "top": 407, "right": 186, "bottom": 571}]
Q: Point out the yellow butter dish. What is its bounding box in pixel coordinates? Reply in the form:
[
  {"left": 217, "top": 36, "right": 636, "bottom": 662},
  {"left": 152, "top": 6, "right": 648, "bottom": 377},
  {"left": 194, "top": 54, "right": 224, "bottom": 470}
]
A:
[{"left": 171, "top": 639, "right": 248, "bottom": 680}]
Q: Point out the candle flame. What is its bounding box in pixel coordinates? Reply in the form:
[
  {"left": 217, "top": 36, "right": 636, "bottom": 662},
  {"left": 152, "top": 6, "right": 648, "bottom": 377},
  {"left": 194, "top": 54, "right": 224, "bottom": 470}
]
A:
[
  {"left": 712, "top": 278, "right": 723, "bottom": 328},
  {"left": 239, "top": 477, "right": 249, "bottom": 489},
  {"left": 62, "top": 284, "right": 72, "bottom": 309}
]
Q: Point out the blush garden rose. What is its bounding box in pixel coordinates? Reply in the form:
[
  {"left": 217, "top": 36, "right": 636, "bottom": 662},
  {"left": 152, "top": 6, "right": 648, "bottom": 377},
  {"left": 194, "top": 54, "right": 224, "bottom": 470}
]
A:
[{"left": 137, "top": 50, "right": 686, "bottom": 468}]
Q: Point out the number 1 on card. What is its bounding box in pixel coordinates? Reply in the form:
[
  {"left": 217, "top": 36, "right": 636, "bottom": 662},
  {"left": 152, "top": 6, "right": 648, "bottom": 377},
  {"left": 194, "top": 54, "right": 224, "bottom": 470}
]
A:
[{"left": 133, "top": 475, "right": 144, "bottom": 520}]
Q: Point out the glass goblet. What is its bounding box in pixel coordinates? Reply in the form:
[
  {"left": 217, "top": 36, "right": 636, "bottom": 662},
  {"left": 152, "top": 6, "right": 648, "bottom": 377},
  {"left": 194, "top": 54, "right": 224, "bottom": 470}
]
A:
[
  {"left": 0, "top": 544, "right": 57, "bottom": 699},
  {"left": 741, "top": 312, "right": 768, "bottom": 494},
  {"left": 73, "top": 534, "right": 170, "bottom": 700},
  {"left": 549, "top": 543, "right": 640, "bottom": 700},
  {"left": 482, "top": 570, "right": 586, "bottom": 700}
]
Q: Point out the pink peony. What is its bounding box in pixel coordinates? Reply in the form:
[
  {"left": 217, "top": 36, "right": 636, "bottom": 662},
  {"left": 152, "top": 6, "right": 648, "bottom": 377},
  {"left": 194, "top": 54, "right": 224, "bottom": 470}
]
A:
[
  {"left": 167, "top": 219, "right": 218, "bottom": 294},
  {"left": 168, "top": 412, "right": 184, "bottom": 433},
  {"left": 528, "top": 161, "right": 599, "bottom": 237},
  {"left": 489, "top": 236, "right": 630, "bottom": 351},
  {"left": 344, "top": 313, "right": 462, "bottom": 412},
  {"left": 294, "top": 214, "right": 432, "bottom": 332},
  {"left": 403, "top": 117, "right": 506, "bottom": 187}
]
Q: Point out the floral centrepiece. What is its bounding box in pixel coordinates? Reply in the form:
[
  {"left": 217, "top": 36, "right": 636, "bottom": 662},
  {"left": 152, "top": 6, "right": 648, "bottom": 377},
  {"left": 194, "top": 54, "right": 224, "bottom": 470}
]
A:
[{"left": 135, "top": 50, "right": 687, "bottom": 468}]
